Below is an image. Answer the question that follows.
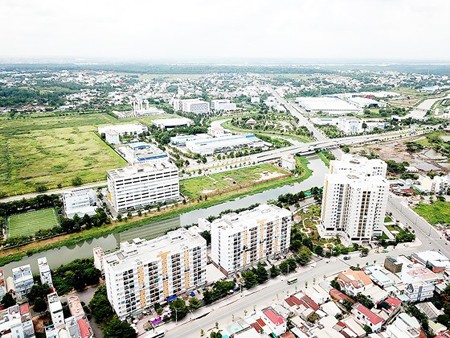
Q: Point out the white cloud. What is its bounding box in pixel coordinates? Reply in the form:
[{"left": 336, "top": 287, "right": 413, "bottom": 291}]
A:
[{"left": 0, "top": 0, "right": 449, "bottom": 61}]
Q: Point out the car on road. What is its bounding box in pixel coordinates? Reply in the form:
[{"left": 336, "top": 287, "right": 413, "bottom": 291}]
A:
[
  {"left": 343, "top": 256, "right": 351, "bottom": 260},
  {"left": 360, "top": 253, "right": 368, "bottom": 257}
]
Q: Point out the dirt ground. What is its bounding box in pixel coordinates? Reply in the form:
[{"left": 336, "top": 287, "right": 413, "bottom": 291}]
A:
[{"left": 351, "top": 135, "right": 449, "bottom": 173}]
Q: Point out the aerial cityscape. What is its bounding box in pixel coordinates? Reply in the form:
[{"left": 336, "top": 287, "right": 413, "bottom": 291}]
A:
[{"left": 0, "top": 1, "right": 450, "bottom": 338}]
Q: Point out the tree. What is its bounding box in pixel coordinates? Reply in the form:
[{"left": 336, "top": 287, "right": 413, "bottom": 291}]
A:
[
  {"left": 89, "top": 285, "right": 114, "bottom": 324},
  {"left": 189, "top": 297, "right": 202, "bottom": 311},
  {"left": 296, "top": 248, "right": 312, "bottom": 266},
  {"left": 1, "top": 293, "right": 16, "bottom": 308},
  {"left": 210, "top": 332, "right": 222, "bottom": 338},
  {"left": 255, "top": 263, "right": 269, "bottom": 284},
  {"left": 242, "top": 271, "right": 258, "bottom": 289},
  {"left": 363, "top": 325, "right": 372, "bottom": 334},
  {"left": 170, "top": 298, "right": 188, "bottom": 321},
  {"left": 28, "top": 283, "right": 51, "bottom": 303},
  {"left": 270, "top": 265, "right": 280, "bottom": 278},
  {"left": 33, "top": 297, "right": 47, "bottom": 313},
  {"left": 104, "top": 316, "right": 137, "bottom": 338},
  {"left": 72, "top": 176, "right": 83, "bottom": 186}
]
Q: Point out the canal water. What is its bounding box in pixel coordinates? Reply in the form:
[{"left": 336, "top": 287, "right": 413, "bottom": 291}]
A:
[{"left": 1, "top": 155, "right": 328, "bottom": 275}]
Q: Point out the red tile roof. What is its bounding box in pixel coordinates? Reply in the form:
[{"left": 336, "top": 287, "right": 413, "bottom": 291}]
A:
[
  {"left": 77, "top": 318, "right": 93, "bottom": 338},
  {"left": 329, "top": 288, "right": 353, "bottom": 302},
  {"left": 301, "top": 294, "right": 319, "bottom": 311},
  {"left": 281, "top": 333, "right": 296, "bottom": 338},
  {"left": 19, "top": 303, "right": 30, "bottom": 315},
  {"left": 355, "top": 304, "right": 384, "bottom": 325},
  {"left": 285, "top": 295, "right": 302, "bottom": 307},
  {"left": 385, "top": 297, "right": 401, "bottom": 308},
  {"left": 263, "top": 308, "right": 285, "bottom": 326},
  {"left": 256, "top": 318, "right": 266, "bottom": 327},
  {"left": 250, "top": 322, "right": 263, "bottom": 333}
]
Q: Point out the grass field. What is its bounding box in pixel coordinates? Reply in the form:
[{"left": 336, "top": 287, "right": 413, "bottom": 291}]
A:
[
  {"left": 180, "top": 164, "right": 289, "bottom": 198},
  {"left": 0, "top": 112, "right": 180, "bottom": 196},
  {"left": 415, "top": 201, "right": 450, "bottom": 225},
  {"left": 8, "top": 208, "right": 60, "bottom": 238}
]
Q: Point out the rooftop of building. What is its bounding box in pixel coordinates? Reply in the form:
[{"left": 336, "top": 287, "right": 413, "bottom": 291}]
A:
[
  {"left": 354, "top": 303, "right": 384, "bottom": 325},
  {"left": 153, "top": 117, "right": 193, "bottom": 126},
  {"left": 209, "top": 204, "right": 291, "bottom": 232},
  {"left": 262, "top": 307, "right": 285, "bottom": 326},
  {"left": 296, "top": 96, "right": 361, "bottom": 111},
  {"left": 338, "top": 269, "right": 373, "bottom": 288},
  {"left": 103, "top": 228, "right": 205, "bottom": 270},
  {"left": 412, "top": 250, "right": 450, "bottom": 268},
  {"left": 68, "top": 295, "right": 85, "bottom": 318},
  {"left": 107, "top": 161, "right": 177, "bottom": 179}
]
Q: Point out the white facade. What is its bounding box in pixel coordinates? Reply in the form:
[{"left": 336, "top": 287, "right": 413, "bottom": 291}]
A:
[
  {"left": 211, "top": 99, "right": 237, "bottom": 112},
  {"left": 386, "top": 313, "right": 420, "bottom": 338},
  {"left": 93, "top": 247, "right": 105, "bottom": 274},
  {"left": 207, "top": 126, "right": 226, "bottom": 137},
  {"left": 337, "top": 117, "right": 363, "bottom": 134},
  {"left": 281, "top": 154, "right": 296, "bottom": 171},
  {"left": 98, "top": 123, "right": 148, "bottom": 137},
  {"left": 0, "top": 304, "right": 35, "bottom": 338},
  {"left": 417, "top": 174, "right": 449, "bottom": 194},
  {"left": 172, "top": 98, "right": 209, "bottom": 114},
  {"left": 185, "top": 133, "right": 267, "bottom": 156},
  {"left": 12, "top": 265, "right": 34, "bottom": 300},
  {"left": 103, "top": 228, "right": 207, "bottom": 319},
  {"left": 48, "top": 292, "right": 65, "bottom": 328},
  {"left": 62, "top": 188, "right": 97, "bottom": 219},
  {"left": 37, "top": 257, "right": 53, "bottom": 288},
  {"left": 320, "top": 155, "right": 388, "bottom": 244},
  {"left": 107, "top": 162, "right": 179, "bottom": 213},
  {"left": 153, "top": 117, "right": 193, "bottom": 130},
  {"left": 208, "top": 204, "right": 292, "bottom": 275}
]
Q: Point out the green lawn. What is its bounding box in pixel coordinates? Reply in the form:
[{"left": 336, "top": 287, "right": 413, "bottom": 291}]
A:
[
  {"left": 8, "top": 208, "right": 60, "bottom": 238},
  {"left": 181, "top": 164, "right": 289, "bottom": 198},
  {"left": 415, "top": 201, "right": 450, "bottom": 225}
]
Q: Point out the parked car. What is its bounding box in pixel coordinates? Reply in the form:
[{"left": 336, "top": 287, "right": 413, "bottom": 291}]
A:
[{"left": 343, "top": 256, "right": 351, "bottom": 260}]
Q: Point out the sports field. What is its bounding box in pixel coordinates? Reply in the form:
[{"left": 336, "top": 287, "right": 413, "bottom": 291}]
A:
[{"left": 8, "top": 208, "right": 60, "bottom": 238}]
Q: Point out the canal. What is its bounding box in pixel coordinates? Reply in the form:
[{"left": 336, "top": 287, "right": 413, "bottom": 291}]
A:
[{"left": 1, "top": 155, "right": 328, "bottom": 275}]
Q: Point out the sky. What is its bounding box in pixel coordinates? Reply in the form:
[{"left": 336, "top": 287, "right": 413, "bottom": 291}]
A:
[{"left": 1, "top": 0, "right": 450, "bottom": 63}]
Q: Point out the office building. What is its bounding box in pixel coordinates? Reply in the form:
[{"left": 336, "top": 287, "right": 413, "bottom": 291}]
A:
[
  {"left": 172, "top": 98, "right": 209, "bottom": 114},
  {"left": 185, "top": 133, "right": 267, "bottom": 156},
  {"left": 12, "top": 265, "right": 34, "bottom": 300},
  {"left": 48, "top": 292, "right": 64, "bottom": 328},
  {"left": 37, "top": 257, "right": 53, "bottom": 288},
  {"left": 208, "top": 204, "right": 292, "bottom": 275},
  {"left": 319, "top": 155, "right": 388, "bottom": 245},
  {"left": 62, "top": 188, "right": 97, "bottom": 219},
  {"left": 107, "top": 161, "right": 179, "bottom": 213},
  {"left": 336, "top": 117, "right": 363, "bottom": 134},
  {"left": 103, "top": 228, "right": 207, "bottom": 319},
  {"left": 211, "top": 99, "right": 237, "bottom": 112}
]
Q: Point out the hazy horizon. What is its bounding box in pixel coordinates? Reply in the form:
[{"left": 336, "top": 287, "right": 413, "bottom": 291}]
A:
[{"left": 1, "top": 0, "right": 450, "bottom": 62}]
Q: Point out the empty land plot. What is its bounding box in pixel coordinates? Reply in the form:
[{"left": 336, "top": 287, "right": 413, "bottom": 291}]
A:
[
  {"left": 8, "top": 208, "right": 59, "bottom": 238},
  {"left": 415, "top": 201, "right": 450, "bottom": 225},
  {"left": 0, "top": 125, "right": 127, "bottom": 196},
  {"left": 180, "top": 164, "right": 289, "bottom": 198}
]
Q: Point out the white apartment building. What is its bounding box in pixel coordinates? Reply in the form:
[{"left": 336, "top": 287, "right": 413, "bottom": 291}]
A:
[
  {"left": 172, "top": 98, "right": 209, "bottom": 114},
  {"left": 103, "top": 228, "right": 207, "bottom": 319},
  {"left": 62, "top": 188, "right": 97, "bottom": 219},
  {"left": 0, "top": 304, "right": 35, "bottom": 338},
  {"left": 417, "top": 174, "right": 449, "bottom": 194},
  {"left": 320, "top": 155, "right": 388, "bottom": 245},
  {"left": 211, "top": 99, "right": 237, "bottom": 112},
  {"left": 93, "top": 247, "right": 105, "bottom": 274},
  {"left": 12, "top": 265, "right": 34, "bottom": 300},
  {"left": 208, "top": 204, "right": 292, "bottom": 275},
  {"left": 107, "top": 161, "right": 179, "bottom": 213},
  {"left": 48, "top": 292, "right": 64, "bottom": 328},
  {"left": 37, "top": 257, "right": 53, "bottom": 288}
]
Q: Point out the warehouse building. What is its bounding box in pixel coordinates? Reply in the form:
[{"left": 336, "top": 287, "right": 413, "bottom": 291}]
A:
[
  {"left": 295, "top": 97, "right": 362, "bottom": 115},
  {"left": 172, "top": 98, "right": 210, "bottom": 114},
  {"left": 185, "top": 134, "right": 267, "bottom": 156},
  {"left": 153, "top": 117, "right": 193, "bottom": 130},
  {"left": 116, "top": 142, "right": 168, "bottom": 164},
  {"left": 62, "top": 188, "right": 97, "bottom": 219}
]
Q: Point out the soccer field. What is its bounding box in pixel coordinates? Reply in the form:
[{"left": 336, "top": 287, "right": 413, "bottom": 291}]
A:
[{"left": 8, "top": 208, "right": 60, "bottom": 238}]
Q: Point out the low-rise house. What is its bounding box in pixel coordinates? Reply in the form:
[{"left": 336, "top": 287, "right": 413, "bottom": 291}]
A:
[
  {"left": 337, "top": 269, "right": 373, "bottom": 296},
  {"left": 415, "top": 302, "right": 444, "bottom": 321},
  {"left": 352, "top": 303, "right": 384, "bottom": 332},
  {"left": 411, "top": 251, "right": 450, "bottom": 273},
  {"left": 261, "top": 307, "right": 287, "bottom": 337},
  {"left": 385, "top": 312, "right": 420, "bottom": 338}
]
